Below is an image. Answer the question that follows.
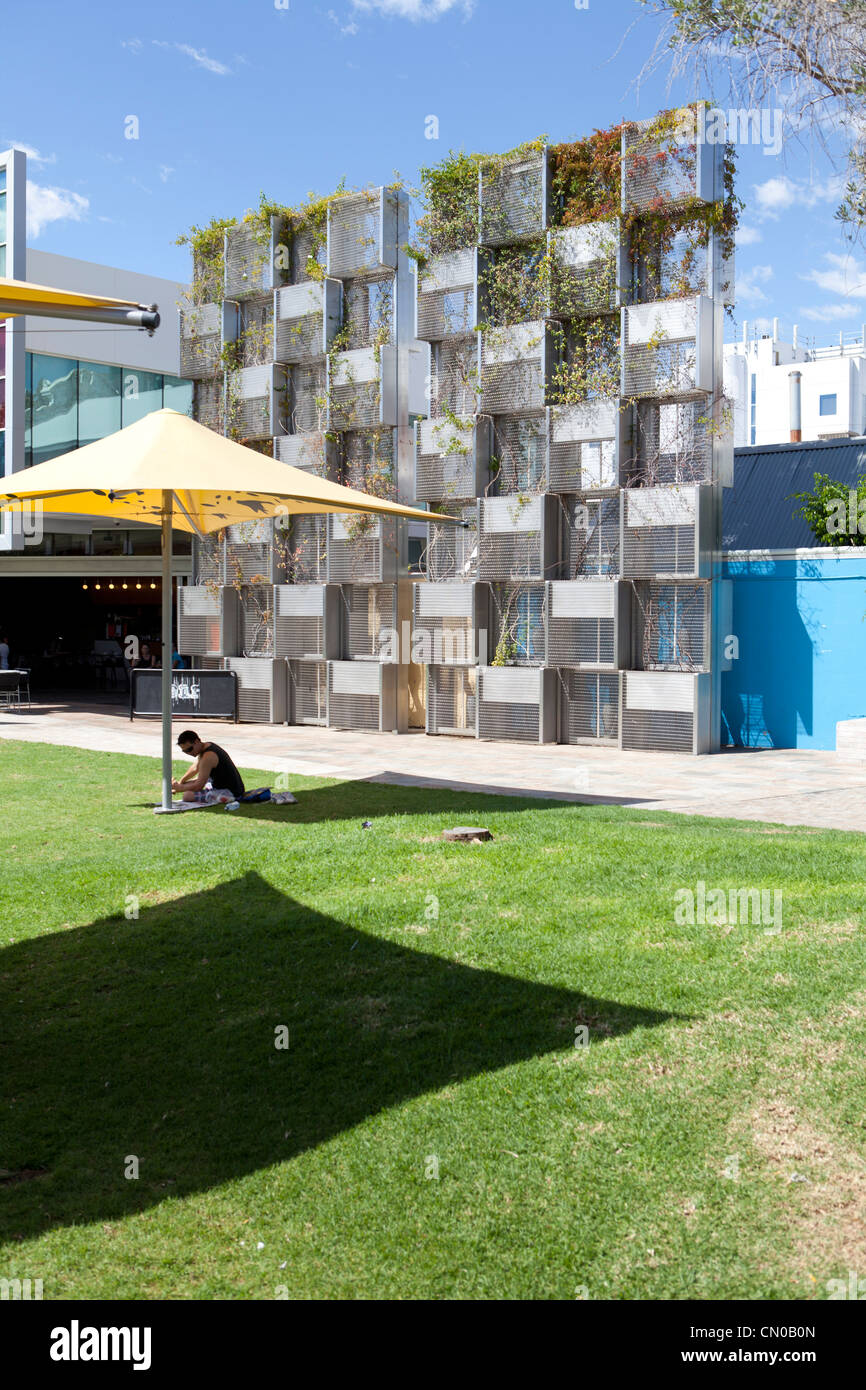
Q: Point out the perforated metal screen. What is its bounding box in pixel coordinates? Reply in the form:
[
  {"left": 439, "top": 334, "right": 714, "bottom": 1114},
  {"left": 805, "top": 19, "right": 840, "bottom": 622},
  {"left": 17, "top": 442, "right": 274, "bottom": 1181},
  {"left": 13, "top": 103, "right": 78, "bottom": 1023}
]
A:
[
  {"left": 621, "top": 487, "right": 699, "bottom": 577},
  {"left": 417, "top": 249, "right": 476, "bottom": 341},
  {"left": 180, "top": 304, "right": 221, "bottom": 379},
  {"left": 634, "top": 581, "right": 708, "bottom": 670},
  {"left": 623, "top": 119, "right": 701, "bottom": 214},
  {"left": 562, "top": 670, "right": 620, "bottom": 744},
  {"left": 478, "top": 667, "right": 543, "bottom": 742},
  {"left": 327, "top": 661, "right": 385, "bottom": 730},
  {"left": 342, "top": 584, "right": 397, "bottom": 659},
  {"left": 492, "top": 414, "right": 547, "bottom": 493},
  {"left": 289, "top": 363, "right": 326, "bottom": 435},
  {"left": 620, "top": 671, "right": 697, "bottom": 751},
  {"left": 480, "top": 154, "right": 547, "bottom": 246},
  {"left": 327, "top": 514, "right": 384, "bottom": 584},
  {"left": 415, "top": 418, "right": 487, "bottom": 503},
  {"left": 225, "top": 221, "right": 285, "bottom": 298},
  {"left": 275, "top": 586, "right": 327, "bottom": 660},
  {"left": 224, "top": 657, "right": 286, "bottom": 724},
  {"left": 549, "top": 223, "right": 618, "bottom": 317},
  {"left": 241, "top": 586, "right": 275, "bottom": 656},
  {"left": 547, "top": 581, "right": 618, "bottom": 668},
  {"left": 549, "top": 402, "right": 619, "bottom": 493},
  {"left": 622, "top": 300, "right": 707, "bottom": 399},
  {"left": 288, "top": 659, "right": 327, "bottom": 724},
  {"left": 414, "top": 584, "right": 479, "bottom": 665},
  {"left": 480, "top": 325, "right": 546, "bottom": 414},
  {"left": 478, "top": 497, "right": 547, "bottom": 581},
  {"left": 427, "top": 507, "right": 478, "bottom": 582},
  {"left": 343, "top": 274, "right": 393, "bottom": 350},
  {"left": 427, "top": 666, "right": 478, "bottom": 736},
  {"left": 225, "top": 539, "right": 273, "bottom": 585},
  {"left": 194, "top": 538, "right": 224, "bottom": 586},
  {"left": 194, "top": 378, "right": 223, "bottom": 434},
  {"left": 328, "top": 191, "right": 392, "bottom": 279},
  {"left": 178, "top": 587, "right": 229, "bottom": 657},
  {"left": 632, "top": 400, "right": 712, "bottom": 485},
  {"left": 562, "top": 494, "right": 620, "bottom": 577},
  {"left": 429, "top": 338, "right": 480, "bottom": 418},
  {"left": 490, "top": 583, "right": 545, "bottom": 665},
  {"left": 280, "top": 515, "right": 327, "bottom": 584}
]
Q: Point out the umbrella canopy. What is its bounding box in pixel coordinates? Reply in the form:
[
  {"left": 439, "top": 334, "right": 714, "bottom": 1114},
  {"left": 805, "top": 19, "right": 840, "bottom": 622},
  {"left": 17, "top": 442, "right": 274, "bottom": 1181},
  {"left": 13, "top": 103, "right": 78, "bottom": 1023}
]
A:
[
  {"left": 0, "top": 408, "right": 441, "bottom": 532},
  {"left": 0, "top": 408, "right": 456, "bottom": 812}
]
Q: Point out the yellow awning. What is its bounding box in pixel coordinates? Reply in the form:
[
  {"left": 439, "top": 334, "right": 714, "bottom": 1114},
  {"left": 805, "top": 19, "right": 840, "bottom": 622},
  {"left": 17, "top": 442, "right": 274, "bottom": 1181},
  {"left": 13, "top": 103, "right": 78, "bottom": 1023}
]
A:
[
  {"left": 0, "top": 275, "right": 143, "bottom": 321},
  {"left": 0, "top": 407, "right": 449, "bottom": 534}
]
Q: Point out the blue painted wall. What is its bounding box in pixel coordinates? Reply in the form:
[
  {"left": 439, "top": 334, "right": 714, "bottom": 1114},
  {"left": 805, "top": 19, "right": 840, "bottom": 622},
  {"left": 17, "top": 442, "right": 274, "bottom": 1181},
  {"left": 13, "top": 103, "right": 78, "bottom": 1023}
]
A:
[{"left": 721, "top": 551, "right": 866, "bottom": 750}]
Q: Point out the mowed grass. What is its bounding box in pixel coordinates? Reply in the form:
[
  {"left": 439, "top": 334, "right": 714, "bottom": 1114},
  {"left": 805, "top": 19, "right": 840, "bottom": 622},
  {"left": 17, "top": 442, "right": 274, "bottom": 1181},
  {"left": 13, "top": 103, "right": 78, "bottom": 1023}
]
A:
[{"left": 2, "top": 738, "right": 866, "bottom": 1300}]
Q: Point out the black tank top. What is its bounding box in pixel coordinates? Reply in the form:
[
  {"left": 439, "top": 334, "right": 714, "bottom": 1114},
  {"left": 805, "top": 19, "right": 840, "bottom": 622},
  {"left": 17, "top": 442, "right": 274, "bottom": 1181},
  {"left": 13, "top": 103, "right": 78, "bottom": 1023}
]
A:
[{"left": 203, "top": 742, "right": 245, "bottom": 798}]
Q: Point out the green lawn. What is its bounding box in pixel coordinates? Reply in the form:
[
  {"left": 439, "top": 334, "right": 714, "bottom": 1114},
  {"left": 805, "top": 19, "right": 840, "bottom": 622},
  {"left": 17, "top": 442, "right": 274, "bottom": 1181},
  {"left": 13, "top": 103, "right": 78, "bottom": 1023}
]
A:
[{"left": 2, "top": 737, "right": 866, "bottom": 1300}]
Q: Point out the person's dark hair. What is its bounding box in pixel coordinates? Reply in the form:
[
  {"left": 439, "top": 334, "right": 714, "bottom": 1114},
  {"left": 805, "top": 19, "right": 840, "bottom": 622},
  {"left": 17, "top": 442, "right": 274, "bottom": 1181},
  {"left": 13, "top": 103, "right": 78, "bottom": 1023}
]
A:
[{"left": 177, "top": 730, "right": 200, "bottom": 749}]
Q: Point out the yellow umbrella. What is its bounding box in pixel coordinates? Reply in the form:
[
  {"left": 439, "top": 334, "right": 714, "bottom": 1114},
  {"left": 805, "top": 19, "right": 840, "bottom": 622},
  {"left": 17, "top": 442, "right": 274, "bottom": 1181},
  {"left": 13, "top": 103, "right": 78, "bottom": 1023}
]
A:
[
  {"left": 0, "top": 276, "right": 160, "bottom": 329},
  {"left": 0, "top": 409, "right": 457, "bottom": 811}
]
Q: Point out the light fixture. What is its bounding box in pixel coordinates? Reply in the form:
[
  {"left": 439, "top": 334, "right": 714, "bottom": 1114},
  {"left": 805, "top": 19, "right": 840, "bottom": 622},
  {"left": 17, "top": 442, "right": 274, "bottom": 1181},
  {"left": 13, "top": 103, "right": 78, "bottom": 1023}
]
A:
[
  {"left": 122, "top": 582, "right": 128, "bottom": 590},
  {"left": 150, "top": 582, "right": 157, "bottom": 590},
  {"left": 94, "top": 583, "right": 101, "bottom": 591},
  {"left": 82, "top": 583, "right": 88, "bottom": 590},
  {"left": 108, "top": 582, "right": 115, "bottom": 590},
  {"left": 135, "top": 582, "right": 142, "bottom": 590}
]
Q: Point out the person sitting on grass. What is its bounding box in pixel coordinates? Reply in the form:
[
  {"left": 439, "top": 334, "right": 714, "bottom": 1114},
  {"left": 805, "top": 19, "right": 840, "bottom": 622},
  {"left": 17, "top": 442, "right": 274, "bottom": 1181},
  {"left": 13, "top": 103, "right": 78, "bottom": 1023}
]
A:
[{"left": 172, "top": 730, "right": 246, "bottom": 805}]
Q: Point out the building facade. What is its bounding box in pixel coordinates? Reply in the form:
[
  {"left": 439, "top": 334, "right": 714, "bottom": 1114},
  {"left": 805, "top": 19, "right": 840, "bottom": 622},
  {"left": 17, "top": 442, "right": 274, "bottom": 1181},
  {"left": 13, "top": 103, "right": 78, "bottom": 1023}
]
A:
[
  {"left": 181, "top": 109, "right": 735, "bottom": 752},
  {"left": 724, "top": 322, "right": 866, "bottom": 447}
]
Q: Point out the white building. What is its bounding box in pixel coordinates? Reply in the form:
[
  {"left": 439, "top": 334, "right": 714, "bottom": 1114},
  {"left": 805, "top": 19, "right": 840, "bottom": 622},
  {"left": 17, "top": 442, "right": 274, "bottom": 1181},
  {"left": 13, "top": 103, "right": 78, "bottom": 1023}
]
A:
[{"left": 724, "top": 320, "right": 866, "bottom": 447}]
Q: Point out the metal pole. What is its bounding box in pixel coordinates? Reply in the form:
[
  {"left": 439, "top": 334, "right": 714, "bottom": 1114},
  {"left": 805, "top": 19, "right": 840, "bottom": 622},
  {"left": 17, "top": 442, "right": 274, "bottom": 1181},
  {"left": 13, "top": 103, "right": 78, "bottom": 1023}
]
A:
[{"left": 161, "top": 490, "right": 173, "bottom": 810}]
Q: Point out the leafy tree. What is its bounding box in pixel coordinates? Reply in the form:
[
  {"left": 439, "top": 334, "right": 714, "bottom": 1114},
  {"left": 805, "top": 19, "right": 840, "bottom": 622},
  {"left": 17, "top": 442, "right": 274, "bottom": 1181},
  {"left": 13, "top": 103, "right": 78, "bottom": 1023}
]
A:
[
  {"left": 791, "top": 471, "right": 866, "bottom": 545},
  {"left": 637, "top": 0, "right": 866, "bottom": 239}
]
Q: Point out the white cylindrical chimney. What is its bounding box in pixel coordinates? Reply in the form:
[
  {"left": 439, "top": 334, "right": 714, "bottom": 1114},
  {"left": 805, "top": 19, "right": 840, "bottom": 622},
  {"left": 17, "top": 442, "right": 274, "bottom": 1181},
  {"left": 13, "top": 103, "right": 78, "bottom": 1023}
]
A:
[
  {"left": 789, "top": 370, "right": 802, "bottom": 442},
  {"left": 773, "top": 316, "right": 779, "bottom": 340},
  {"left": 742, "top": 319, "right": 748, "bottom": 346},
  {"left": 792, "top": 323, "right": 798, "bottom": 350}
]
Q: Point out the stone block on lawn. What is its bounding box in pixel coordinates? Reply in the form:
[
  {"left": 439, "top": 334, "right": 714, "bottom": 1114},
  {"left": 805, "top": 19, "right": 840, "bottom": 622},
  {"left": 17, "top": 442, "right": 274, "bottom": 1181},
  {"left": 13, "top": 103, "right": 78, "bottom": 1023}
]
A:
[{"left": 442, "top": 827, "right": 493, "bottom": 843}]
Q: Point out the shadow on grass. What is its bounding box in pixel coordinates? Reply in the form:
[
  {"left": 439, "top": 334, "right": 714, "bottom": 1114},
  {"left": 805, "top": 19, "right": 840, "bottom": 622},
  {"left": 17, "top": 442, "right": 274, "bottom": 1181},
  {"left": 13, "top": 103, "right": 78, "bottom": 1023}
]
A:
[
  {"left": 129, "top": 777, "right": 643, "bottom": 822},
  {"left": 0, "top": 872, "right": 679, "bottom": 1242}
]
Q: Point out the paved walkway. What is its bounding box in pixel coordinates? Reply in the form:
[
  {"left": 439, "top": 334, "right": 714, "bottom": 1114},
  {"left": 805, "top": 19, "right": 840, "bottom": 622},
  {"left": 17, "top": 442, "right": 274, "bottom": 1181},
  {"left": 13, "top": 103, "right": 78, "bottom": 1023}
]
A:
[{"left": 2, "top": 698, "right": 865, "bottom": 834}]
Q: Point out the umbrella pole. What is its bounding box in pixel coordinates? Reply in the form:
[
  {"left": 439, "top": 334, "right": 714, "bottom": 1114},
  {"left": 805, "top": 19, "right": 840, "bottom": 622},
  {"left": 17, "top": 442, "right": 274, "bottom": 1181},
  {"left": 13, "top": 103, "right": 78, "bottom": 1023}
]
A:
[{"left": 160, "top": 490, "right": 173, "bottom": 811}]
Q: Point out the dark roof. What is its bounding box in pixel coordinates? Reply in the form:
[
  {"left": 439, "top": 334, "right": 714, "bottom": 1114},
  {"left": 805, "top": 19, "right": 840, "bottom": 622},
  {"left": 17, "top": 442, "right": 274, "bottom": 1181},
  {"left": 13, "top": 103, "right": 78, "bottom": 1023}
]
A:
[{"left": 723, "top": 437, "right": 866, "bottom": 551}]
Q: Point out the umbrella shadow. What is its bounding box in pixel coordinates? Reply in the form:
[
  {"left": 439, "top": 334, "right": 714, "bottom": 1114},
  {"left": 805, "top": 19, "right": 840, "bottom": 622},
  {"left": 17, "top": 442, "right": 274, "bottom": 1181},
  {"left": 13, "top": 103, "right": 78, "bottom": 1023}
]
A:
[{"left": 0, "top": 873, "right": 678, "bottom": 1242}]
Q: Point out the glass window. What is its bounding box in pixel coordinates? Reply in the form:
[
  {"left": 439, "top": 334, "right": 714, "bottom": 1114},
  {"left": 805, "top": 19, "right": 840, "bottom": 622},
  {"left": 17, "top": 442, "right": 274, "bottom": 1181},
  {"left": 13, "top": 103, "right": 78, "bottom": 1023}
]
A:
[
  {"left": 819, "top": 393, "right": 837, "bottom": 417},
  {"left": 92, "top": 528, "right": 128, "bottom": 556},
  {"left": 128, "top": 528, "right": 163, "bottom": 556},
  {"left": 78, "top": 362, "right": 122, "bottom": 446},
  {"left": 30, "top": 354, "right": 79, "bottom": 466},
  {"left": 163, "top": 375, "right": 193, "bottom": 416},
  {"left": 52, "top": 532, "right": 89, "bottom": 555},
  {"left": 121, "top": 369, "right": 163, "bottom": 427},
  {"left": 0, "top": 322, "right": 6, "bottom": 375}
]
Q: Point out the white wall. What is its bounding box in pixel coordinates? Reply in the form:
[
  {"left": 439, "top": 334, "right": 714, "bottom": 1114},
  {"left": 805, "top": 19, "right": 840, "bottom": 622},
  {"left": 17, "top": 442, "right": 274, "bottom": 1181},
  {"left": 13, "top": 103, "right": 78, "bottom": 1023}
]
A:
[
  {"left": 725, "top": 340, "right": 866, "bottom": 446},
  {"left": 25, "top": 249, "right": 186, "bottom": 375}
]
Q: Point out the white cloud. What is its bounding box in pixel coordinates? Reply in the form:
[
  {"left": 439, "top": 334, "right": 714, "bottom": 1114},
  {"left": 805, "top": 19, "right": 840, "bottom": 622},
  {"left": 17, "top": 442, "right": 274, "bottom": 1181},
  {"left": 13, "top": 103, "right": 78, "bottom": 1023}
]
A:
[
  {"left": 800, "top": 251, "right": 866, "bottom": 301},
  {"left": 121, "top": 38, "right": 143, "bottom": 54},
  {"left": 159, "top": 165, "right": 175, "bottom": 183},
  {"left": 752, "top": 172, "right": 846, "bottom": 219},
  {"left": 351, "top": 0, "right": 474, "bottom": 19},
  {"left": 737, "top": 264, "right": 774, "bottom": 304},
  {"left": 26, "top": 183, "right": 89, "bottom": 238},
  {"left": 799, "top": 302, "right": 862, "bottom": 323},
  {"left": 328, "top": 9, "right": 360, "bottom": 34},
  {"left": 1, "top": 142, "right": 56, "bottom": 166},
  {"left": 152, "top": 41, "right": 231, "bottom": 75},
  {"left": 735, "top": 225, "right": 762, "bottom": 247}
]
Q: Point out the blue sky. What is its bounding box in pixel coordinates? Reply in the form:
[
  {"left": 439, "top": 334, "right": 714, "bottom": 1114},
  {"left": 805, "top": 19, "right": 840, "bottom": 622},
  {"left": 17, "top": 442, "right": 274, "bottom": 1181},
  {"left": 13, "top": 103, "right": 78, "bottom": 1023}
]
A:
[{"left": 2, "top": 0, "right": 864, "bottom": 345}]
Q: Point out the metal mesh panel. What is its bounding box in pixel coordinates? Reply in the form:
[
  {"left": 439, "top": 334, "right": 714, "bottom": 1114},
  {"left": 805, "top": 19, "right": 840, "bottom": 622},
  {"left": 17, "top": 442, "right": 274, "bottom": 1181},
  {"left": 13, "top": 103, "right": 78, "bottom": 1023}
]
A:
[
  {"left": 193, "top": 378, "right": 223, "bottom": 434},
  {"left": 328, "top": 662, "right": 383, "bottom": 730},
  {"left": 490, "top": 583, "right": 545, "bottom": 665},
  {"left": 274, "top": 282, "right": 326, "bottom": 364},
  {"left": 241, "top": 586, "right": 275, "bottom": 656},
  {"left": 289, "top": 363, "right": 326, "bottom": 434},
  {"left": 225, "top": 657, "right": 284, "bottom": 724},
  {"left": 562, "top": 670, "right": 620, "bottom": 744},
  {"left": 343, "top": 274, "right": 393, "bottom": 350},
  {"left": 549, "top": 223, "right": 618, "bottom": 317},
  {"left": 623, "top": 119, "right": 700, "bottom": 214},
  {"left": 634, "top": 221, "right": 711, "bottom": 302},
  {"left": 492, "top": 414, "right": 547, "bottom": 493},
  {"left": 225, "top": 221, "right": 284, "bottom": 297},
  {"left": 621, "top": 487, "right": 698, "bottom": 578},
  {"left": 480, "top": 326, "right": 545, "bottom": 414},
  {"left": 178, "top": 588, "right": 225, "bottom": 656},
  {"left": 549, "top": 402, "right": 618, "bottom": 493},
  {"left": 547, "top": 582, "right": 617, "bottom": 667},
  {"left": 427, "top": 506, "right": 478, "bottom": 581},
  {"left": 480, "top": 153, "right": 547, "bottom": 246},
  {"left": 193, "top": 537, "right": 224, "bottom": 585},
  {"left": 478, "top": 497, "right": 546, "bottom": 581},
  {"left": 621, "top": 706, "right": 694, "bottom": 752},
  {"left": 289, "top": 659, "right": 327, "bottom": 725},
  {"left": 275, "top": 432, "right": 333, "bottom": 474},
  {"left": 342, "top": 584, "right": 397, "bottom": 659},
  {"left": 631, "top": 400, "right": 712, "bottom": 485},
  {"left": 329, "top": 349, "right": 382, "bottom": 431},
  {"left": 180, "top": 304, "right": 221, "bottom": 378},
  {"left": 562, "top": 494, "right": 620, "bottom": 577},
  {"left": 225, "top": 539, "right": 273, "bottom": 585},
  {"left": 328, "top": 192, "right": 387, "bottom": 278},
  {"left": 429, "top": 337, "right": 480, "bottom": 418},
  {"left": 327, "top": 514, "right": 385, "bottom": 583},
  {"left": 478, "top": 668, "right": 542, "bottom": 742},
  {"left": 293, "top": 225, "right": 326, "bottom": 283},
  {"left": 428, "top": 666, "right": 477, "bottom": 735},
  {"left": 278, "top": 515, "right": 328, "bottom": 584},
  {"left": 623, "top": 301, "right": 703, "bottom": 399},
  {"left": 634, "top": 581, "right": 708, "bottom": 670},
  {"left": 238, "top": 295, "right": 274, "bottom": 367},
  {"left": 417, "top": 249, "right": 476, "bottom": 341},
  {"left": 415, "top": 418, "right": 487, "bottom": 503},
  {"left": 227, "top": 366, "right": 273, "bottom": 440},
  {"left": 275, "top": 586, "right": 326, "bottom": 660},
  {"left": 414, "top": 584, "right": 478, "bottom": 665}
]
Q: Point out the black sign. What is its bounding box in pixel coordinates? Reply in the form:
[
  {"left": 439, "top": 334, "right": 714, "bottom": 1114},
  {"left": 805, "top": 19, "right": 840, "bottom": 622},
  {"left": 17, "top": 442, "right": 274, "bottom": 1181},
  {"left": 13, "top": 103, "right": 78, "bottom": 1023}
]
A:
[{"left": 130, "top": 669, "right": 238, "bottom": 721}]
